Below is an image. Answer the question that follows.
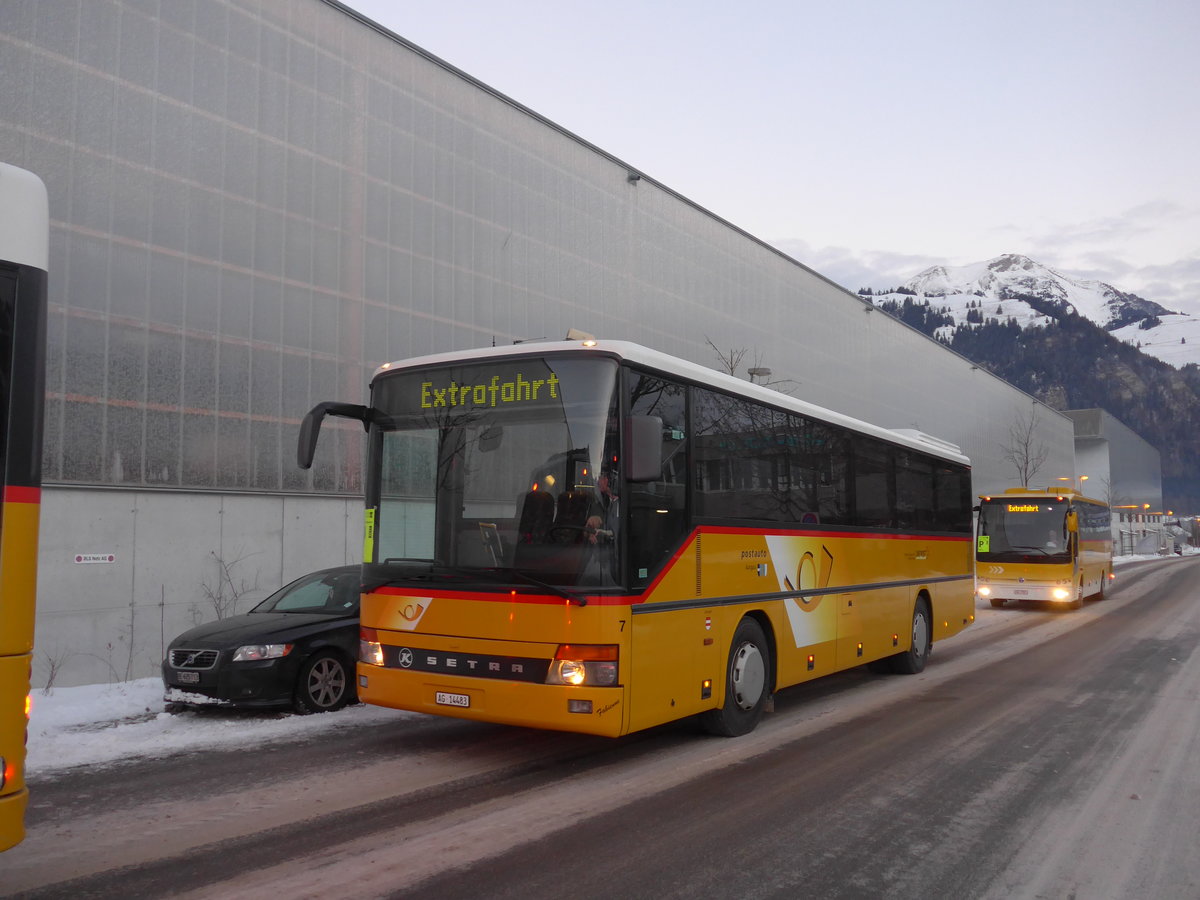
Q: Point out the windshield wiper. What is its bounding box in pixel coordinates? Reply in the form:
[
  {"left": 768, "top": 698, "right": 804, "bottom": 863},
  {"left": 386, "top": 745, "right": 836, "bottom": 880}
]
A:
[
  {"left": 506, "top": 568, "right": 587, "bottom": 607},
  {"left": 366, "top": 561, "right": 587, "bottom": 606}
]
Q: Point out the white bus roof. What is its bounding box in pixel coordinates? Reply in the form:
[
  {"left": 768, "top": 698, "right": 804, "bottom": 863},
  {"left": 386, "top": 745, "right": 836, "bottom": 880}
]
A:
[
  {"left": 371, "top": 339, "right": 970, "bottom": 466},
  {"left": 0, "top": 162, "right": 49, "bottom": 272}
]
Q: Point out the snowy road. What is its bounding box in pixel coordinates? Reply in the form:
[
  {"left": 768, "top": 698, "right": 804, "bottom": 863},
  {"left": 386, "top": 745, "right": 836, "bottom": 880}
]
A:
[{"left": 1, "top": 555, "right": 1197, "bottom": 898}]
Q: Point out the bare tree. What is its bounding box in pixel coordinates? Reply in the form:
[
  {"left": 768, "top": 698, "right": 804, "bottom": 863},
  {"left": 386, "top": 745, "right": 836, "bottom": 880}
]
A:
[
  {"left": 38, "top": 645, "right": 76, "bottom": 694},
  {"left": 705, "top": 336, "right": 749, "bottom": 377},
  {"left": 1002, "top": 406, "right": 1050, "bottom": 487},
  {"left": 704, "top": 338, "right": 797, "bottom": 394},
  {"left": 196, "top": 549, "right": 260, "bottom": 621}
]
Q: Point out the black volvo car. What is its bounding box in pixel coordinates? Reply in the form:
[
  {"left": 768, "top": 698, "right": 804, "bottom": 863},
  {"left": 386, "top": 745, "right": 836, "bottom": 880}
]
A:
[{"left": 162, "top": 566, "right": 361, "bottom": 713}]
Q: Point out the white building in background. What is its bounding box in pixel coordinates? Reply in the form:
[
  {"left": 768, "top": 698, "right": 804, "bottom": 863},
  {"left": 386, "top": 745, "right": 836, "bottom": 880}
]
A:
[
  {"left": 1, "top": 0, "right": 1075, "bottom": 686},
  {"left": 1064, "top": 409, "right": 1175, "bottom": 555}
]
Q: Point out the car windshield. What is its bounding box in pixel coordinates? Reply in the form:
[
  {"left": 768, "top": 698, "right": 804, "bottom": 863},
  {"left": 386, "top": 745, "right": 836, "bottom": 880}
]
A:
[
  {"left": 367, "top": 355, "right": 621, "bottom": 588},
  {"left": 251, "top": 570, "right": 361, "bottom": 614}
]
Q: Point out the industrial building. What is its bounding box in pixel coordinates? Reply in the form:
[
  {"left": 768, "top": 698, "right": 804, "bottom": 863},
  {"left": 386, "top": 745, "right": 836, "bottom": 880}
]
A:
[
  {"left": 1065, "top": 409, "right": 1178, "bottom": 554},
  {"left": 2, "top": 0, "right": 1086, "bottom": 686}
]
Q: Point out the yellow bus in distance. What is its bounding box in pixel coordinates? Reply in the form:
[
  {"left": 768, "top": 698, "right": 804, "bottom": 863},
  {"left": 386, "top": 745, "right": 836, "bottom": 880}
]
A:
[
  {"left": 975, "top": 488, "right": 1113, "bottom": 610},
  {"left": 299, "top": 339, "right": 976, "bottom": 737}
]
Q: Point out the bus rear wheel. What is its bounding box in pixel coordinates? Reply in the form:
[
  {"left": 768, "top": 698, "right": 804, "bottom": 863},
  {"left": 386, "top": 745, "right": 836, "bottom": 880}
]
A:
[
  {"left": 888, "top": 598, "right": 932, "bottom": 674},
  {"left": 701, "top": 617, "right": 770, "bottom": 737}
]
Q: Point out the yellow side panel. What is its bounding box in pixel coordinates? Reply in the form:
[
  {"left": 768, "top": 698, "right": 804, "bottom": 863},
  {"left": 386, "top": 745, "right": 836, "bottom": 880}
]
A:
[
  {"left": 0, "top": 502, "right": 39, "bottom": 656},
  {"left": 0, "top": 653, "right": 31, "bottom": 852}
]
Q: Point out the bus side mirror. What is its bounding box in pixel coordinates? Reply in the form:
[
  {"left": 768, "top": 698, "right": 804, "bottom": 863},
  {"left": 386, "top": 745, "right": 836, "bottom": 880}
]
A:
[
  {"left": 624, "top": 415, "right": 663, "bottom": 483},
  {"left": 1066, "top": 511, "right": 1079, "bottom": 533},
  {"left": 297, "top": 402, "right": 371, "bottom": 469}
]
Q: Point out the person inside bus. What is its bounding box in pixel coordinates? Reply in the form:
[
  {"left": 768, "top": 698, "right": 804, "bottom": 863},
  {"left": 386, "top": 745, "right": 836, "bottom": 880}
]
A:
[
  {"left": 1045, "top": 529, "right": 1060, "bottom": 549},
  {"left": 585, "top": 469, "right": 619, "bottom": 545}
]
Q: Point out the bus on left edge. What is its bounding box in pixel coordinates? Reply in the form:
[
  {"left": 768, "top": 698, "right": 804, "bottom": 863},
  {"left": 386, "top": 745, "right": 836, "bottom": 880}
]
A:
[{"left": 0, "top": 162, "right": 49, "bottom": 852}]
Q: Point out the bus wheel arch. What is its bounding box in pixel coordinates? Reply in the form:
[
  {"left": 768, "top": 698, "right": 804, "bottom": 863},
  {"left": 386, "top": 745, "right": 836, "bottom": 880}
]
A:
[
  {"left": 889, "top": 592, "right": 932, "bottom": 675},
  {"left": 701, "top": 615, "right": 773, "bottom": 737}
]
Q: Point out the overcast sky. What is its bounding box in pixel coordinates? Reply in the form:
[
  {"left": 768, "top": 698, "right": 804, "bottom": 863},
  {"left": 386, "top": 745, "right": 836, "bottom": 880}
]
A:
[{"left": 343, "top": 0, "right": 1200, "bottom": 314}]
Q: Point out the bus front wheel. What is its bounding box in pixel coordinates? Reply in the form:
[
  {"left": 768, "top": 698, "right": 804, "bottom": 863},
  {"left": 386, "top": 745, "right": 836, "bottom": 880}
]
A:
[
  {"left": 888, "top": 598, "right": 932, "bottom": 675},
  {"left": 701, "top": 617, "right": 771, "bottom": 737}
]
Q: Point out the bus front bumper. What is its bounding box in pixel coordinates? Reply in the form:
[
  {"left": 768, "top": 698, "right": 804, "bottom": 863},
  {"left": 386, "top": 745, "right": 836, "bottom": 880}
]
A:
[
  {"left": 977, "top": 582, "right": 1076, "bottom": 603},
  {"left": 356, "top": 663, "right": 627, "bottom": 737}
]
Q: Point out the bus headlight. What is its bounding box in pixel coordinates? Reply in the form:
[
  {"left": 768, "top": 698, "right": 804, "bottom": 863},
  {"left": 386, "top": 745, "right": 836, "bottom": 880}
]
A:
[
  {"left": 359, "top": 626, "right": 384, "bottom": 666},
  {"left": 559, "top": 660, "right": 586, "bottom": 685},
  {"left": 1052, "top": 588, "right": 1072, "bottom": 600},
  {"left": 546, "top": 645, "right": 619, "bottom": 686},
  {"left": 977, "top": 585, "right": 991, "bottom": 597}
]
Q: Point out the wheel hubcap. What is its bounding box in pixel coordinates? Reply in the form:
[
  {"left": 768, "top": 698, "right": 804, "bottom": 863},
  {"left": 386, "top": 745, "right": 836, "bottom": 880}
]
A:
[
  {"left": 309, "top": 659, "right": 345, "bottom": 708},
  {"left": 731, "top": 642, "right": 765, "bottom": 710},
  {"left": 912, "top": 613, "right": 929, "bottom": 660}
]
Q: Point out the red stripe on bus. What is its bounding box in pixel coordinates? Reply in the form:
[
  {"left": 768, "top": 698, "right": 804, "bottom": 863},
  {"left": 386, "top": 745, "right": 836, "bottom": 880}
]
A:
[{"left": 2, "top": 485, "right": 41, "bottom": 504}]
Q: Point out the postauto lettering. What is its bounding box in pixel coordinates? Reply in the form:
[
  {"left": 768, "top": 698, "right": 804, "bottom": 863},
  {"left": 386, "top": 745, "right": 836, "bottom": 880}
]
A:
[{"left": 420, "top": 371, "right": 560, "bottom": 409}]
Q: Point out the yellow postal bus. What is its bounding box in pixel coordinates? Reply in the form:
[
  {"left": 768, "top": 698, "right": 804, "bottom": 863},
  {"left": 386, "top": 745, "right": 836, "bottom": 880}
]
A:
[
  {"left": 299, "top": 339, "right": 976, "bottom": 737},
  {"left": 975, "top": 488, "right": 1113, "bottom": 610},
  {"left": 0, "top": 163, "right": 48, "bottom": 851}
]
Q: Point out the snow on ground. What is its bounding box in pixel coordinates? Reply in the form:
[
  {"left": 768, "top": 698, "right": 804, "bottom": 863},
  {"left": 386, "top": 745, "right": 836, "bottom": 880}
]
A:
[
  {"left": 21, "top": 553, "right": 1180, "bottom": 778},
  {"left": 25, "top": 680, "right": 405, "bottom": 777}
]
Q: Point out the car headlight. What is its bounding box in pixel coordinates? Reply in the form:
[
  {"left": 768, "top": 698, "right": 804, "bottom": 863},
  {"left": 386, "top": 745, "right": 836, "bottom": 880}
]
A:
[{"left": 232, "top": 643, "right": 293, "bottom": 662}]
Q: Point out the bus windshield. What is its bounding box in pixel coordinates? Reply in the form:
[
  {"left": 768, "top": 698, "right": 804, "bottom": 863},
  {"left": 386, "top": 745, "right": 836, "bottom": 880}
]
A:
[
  {"left": 367, "top": 356, "right": 621, "bottom": 588},
  {"left": 977, "top": 500, "right": 1070, "bottom": 561}
]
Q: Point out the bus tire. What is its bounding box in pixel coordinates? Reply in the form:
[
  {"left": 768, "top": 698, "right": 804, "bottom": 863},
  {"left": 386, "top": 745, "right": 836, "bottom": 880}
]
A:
[
  {"left": 701, "top": 617, "right": 770, "bottom": 737},
  {"left": 889, "top": 597, "right": 932, "bottom": 675},
  {"left": 1096, "top": 573, "right": 1107, "bottom": 600},
  {"left": 293, "top": 650, "right": 354, "bottom": 714}
]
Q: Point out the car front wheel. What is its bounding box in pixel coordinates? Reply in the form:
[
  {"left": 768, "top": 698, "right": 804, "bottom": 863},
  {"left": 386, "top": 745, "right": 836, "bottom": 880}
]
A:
[{"left": 293, "top": 651, "right": 354, "bottom": 714}]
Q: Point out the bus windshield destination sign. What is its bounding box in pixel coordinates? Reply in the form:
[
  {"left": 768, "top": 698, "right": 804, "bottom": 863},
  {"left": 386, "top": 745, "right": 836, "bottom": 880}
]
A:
[{"left": 419, "top": 371, "right": 560, "bottom": 410}]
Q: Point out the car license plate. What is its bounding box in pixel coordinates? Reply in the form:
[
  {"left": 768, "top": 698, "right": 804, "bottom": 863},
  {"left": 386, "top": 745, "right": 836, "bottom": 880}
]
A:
[
  {"left": 436, "top": 691, "right": 470, "bottom": 708},
  {"left": 177, "top": 671, "right": 200, "bottom": 684}
]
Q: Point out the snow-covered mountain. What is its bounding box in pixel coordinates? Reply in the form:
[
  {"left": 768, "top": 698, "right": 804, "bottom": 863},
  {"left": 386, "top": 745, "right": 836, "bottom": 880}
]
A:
[{"left": 864, "top": 253, "right": 1200, "bottom": 368}]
